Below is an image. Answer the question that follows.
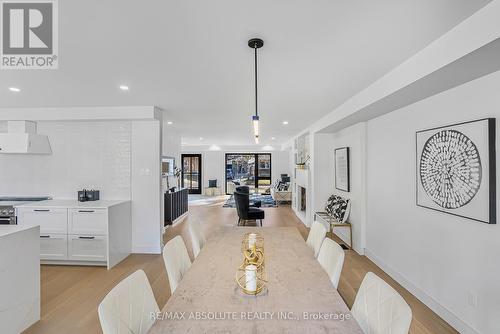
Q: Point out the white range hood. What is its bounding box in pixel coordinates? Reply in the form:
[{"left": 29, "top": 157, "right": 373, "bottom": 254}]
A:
[{"left": 0, "top": 121, "right": 52, "bottom": 154}]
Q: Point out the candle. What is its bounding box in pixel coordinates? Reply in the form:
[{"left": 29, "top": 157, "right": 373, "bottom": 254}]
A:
[
  {"left": 245, "top": 265, "right": 257, "bottom": 292},
  {"left": 248, "top": 233, "right": 257, "bottom": 249}
]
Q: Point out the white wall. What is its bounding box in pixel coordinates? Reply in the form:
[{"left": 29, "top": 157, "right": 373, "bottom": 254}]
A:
[
  {"left": 0, "top": 118, "right": 163, "bottom": 254},
  {"left": 131, "top": 121, "right": 162, "bottom": 253},
  {"left": 162, "top": 122, "right": 181, "bottom": 162},
  {"left": 312, "top": 124, "right": 367, "bottom": 254},
  {"left": 0, "top": 121, "right": 131, "bottom": 199},
  {"left": 181, "top": 146, "right": 291, "bottom": 192},
  {"left": 366, "top": 70, "right": 500, "bottom": 334}
]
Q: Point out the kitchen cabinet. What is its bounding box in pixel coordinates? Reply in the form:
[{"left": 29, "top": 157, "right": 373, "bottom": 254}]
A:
[
  {"left": 68, "top": 235, "right": 107, "bottom": 261},
  {"left": 0, "top": 225, "right": 40, "bottom": 333},
  {"left": 17, "top": 208, "right": 67, "bottom": 234},
  {"left": 16, "top": 200, "right": 131, "bottom": 269},
  {"left": 69, "top": 209, "right": 107, "bottom": 235},
  {"left": 39, "top": 234, "right": 68, "bottom": 260}
]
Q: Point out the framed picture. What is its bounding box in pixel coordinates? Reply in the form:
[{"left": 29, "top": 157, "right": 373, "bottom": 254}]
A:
[
  {"left": 162, "top": 156, "right": 175, "bottom": 176},
  {"left": 416, "top": 118, "right": 496, "bottom": 224},
  {"left": 335, "top": 147, "right": 350, "bottom": 192}
]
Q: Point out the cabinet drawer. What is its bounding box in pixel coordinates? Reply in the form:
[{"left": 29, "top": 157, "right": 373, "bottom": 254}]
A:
[
  {"left": 39, "top": 234, "right": 68, "bottom": 260},
  {"left": 68, "top": 235, "right": 107, "bottom": 262},
  {"left": 18, "top": 208, "right": 68, "bottom": 234},
  {"left": 69, "top": 209, "right": 107, "bottom": 235}
]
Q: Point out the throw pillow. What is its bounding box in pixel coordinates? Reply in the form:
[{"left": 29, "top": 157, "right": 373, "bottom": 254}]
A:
[{"left": 325, "top": 195, "right": 348, "bottom": 222}]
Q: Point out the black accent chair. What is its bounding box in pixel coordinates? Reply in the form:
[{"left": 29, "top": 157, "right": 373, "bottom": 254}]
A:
[
  {"left": 234, "top": 190, "right": 264, "bottom": 226},
  {"left": 235, "top": 186, "right": 261, "bottom": 208}
]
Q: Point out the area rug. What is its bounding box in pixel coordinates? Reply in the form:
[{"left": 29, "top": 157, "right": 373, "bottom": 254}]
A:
[{"left": 223, "top": 194, "right": 277, "bottom": 208}]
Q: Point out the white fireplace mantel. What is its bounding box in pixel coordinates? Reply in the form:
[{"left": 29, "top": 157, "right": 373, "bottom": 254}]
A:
[{"left": 293, "top": 168, "right": 311, "bottom": 226}]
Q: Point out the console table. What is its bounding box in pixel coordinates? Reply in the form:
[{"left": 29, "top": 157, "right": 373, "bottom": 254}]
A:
[
  {"left": 164, "top": 188, "right": 188, "bottom": 225},
  {"left": 314, "top": 211, "right": 352, "bottom": 249}
]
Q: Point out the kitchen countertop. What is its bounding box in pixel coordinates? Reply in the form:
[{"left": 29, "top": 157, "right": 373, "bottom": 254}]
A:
[
  {"left": 0, "top": 225, "right": 39, "bottom": 237},
  {"left": 14, "top": 199, "right": 130, "bottom": 209}
]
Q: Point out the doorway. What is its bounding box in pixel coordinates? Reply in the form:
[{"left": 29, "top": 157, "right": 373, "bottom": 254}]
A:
[{"left": 181, "top": 154, "right": 202, "bottom": 194}]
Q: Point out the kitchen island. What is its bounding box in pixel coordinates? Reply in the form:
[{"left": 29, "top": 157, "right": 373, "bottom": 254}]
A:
[
  {"left": 0, "top": 225, "right": 40, "bottom": 333},
  {"left": 16, "top": 199, "right": 131, "bottom": 269}
]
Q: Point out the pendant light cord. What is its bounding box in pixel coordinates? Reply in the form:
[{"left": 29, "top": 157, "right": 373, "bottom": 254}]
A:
[{"left": 254, "top": 44, "right": 258, "bottom": 117}]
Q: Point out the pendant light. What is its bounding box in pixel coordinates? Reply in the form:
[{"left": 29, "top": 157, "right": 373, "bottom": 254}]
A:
[{"left": 248, "top": 38, "right": 264, "bottom": 144}]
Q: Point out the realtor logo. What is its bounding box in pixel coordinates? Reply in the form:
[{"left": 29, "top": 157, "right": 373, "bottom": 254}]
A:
[{"left": 1, "top": 0, "right": 58, "bottom": 69}]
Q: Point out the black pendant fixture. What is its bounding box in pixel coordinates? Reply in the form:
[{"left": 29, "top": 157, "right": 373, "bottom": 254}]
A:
[{"left": 248, "top": 38, "right": 264, "bottom": 144}]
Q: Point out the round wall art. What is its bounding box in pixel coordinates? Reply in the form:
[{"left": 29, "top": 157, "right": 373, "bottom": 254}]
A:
[{"left": 420, "top": 129, "right": 482, "bottom": 209}]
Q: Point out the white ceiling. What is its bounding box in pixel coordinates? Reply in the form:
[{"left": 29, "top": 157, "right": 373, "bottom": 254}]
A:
[{"left": 0, "top": 0, "right": 490, "bottom": 146}]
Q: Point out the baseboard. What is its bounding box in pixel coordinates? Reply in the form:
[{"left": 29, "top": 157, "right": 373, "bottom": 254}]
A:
[
  {"left": 332, "top": 230, "right": 364, "bottom": 255},
  {"left": 132, "top": 245, "right": 161, "bottom": 254},
  {"left": 172, "top": 212, "right": 189, "bottom": 226},
  {"left": 364, "top": 249, "right": 480, "bottom": 334}
]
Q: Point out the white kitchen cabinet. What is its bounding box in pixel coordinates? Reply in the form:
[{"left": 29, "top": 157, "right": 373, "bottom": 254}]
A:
[
  {"left": 17, "top": 208, "right": 67, "bottom": 234},
  {"left": 0, "top": 226, "right": 40, "bottom": 333},
  {"left": 16, "top": 200, "right": 131, "bottom": 269},
  {"left": 68, "top": 235, "right": 107, "bottom": 262},
  {"left": 39, "top": 234, "right": 68, "bottom": 260},
  {"left": 69, "top": 209, "right": 107, "bottom": 235}
]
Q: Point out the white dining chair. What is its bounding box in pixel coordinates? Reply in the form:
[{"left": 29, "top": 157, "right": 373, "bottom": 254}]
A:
[
  {"left": 98, "top": 270, "right": 159, "bottom": 334},
  {"left": 188, "top": 220, "right": 206, "bottom": 258},
  {"left": 317, "top": 238, "right": 345, "bottom": 289},
  {"left": 351, "top": 272, "right": 412, "bottom": 334},
  {"left": 162, "top": 235, "right": 192, "bottom": 293},
  {"left": 306, "top": 221, "right": 327, "bottom": 257}
]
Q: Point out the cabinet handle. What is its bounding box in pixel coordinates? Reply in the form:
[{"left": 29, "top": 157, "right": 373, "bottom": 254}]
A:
[
  {"left": 78, "top": 236, "right": 95, "bottom": 240},
  {"left": 34, "top": 209, "right": 50, "bottom": 212},
  {"left": 78, "top": 210, "right": 95, "bottom": 213},
  {"left": 40, "top": 235, "right": 50, "bottom": 238}
]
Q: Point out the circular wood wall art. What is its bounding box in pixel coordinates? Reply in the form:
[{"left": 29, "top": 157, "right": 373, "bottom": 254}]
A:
[{"left": 420, "top": 129, "right": 482, "bottom": 209}]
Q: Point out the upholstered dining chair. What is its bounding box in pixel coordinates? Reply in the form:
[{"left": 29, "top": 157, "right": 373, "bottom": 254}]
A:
[
  {"left": 98, "top": 270, "right": 159, "bottom": 334},
  {"left": 162, "top": 235, "right": 192, "bottom": 293},
  {"left": 351, "top": 272, "right": 412, "bottom": 334},
  {"left": 188, "top": 220, "right": 206, "bottom": 258},
  {"left": 306, "top": 221, "right": 327, "bottom": 257},
  {"left": 317, "top": 238, "right": 345, "bottom": 289},
  {"left": 234, "top": 190, "right": 264, "bottom": 226}
]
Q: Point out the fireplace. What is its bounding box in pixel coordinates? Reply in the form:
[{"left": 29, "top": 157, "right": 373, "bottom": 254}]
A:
[{"left": 299, "top": 186, "right": 306, "bottom": 211}]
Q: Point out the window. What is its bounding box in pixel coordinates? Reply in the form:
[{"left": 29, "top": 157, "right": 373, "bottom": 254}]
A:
[{"left": 225, "top": 153, "right": 271, "bottom": 194}]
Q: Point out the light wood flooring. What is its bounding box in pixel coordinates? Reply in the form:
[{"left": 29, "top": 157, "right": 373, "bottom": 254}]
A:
[{"left": 24, "top": 196, "right": 457, "bottom": 334}]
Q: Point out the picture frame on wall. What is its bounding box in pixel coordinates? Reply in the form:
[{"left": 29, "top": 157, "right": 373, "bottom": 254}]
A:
[
  {"left": 334, "top": 147, "right": 350, "bottom": 192},
  {"left": 416, "top": 118, "right": 496, "bottom": 224},
  {"left": 162, "top": 156, "right": 175, "bottom": 176}
]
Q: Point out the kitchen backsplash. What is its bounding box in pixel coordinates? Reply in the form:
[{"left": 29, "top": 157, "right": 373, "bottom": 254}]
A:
[{"left": 0, "top": 121, "right": 131, "bottom": 199}]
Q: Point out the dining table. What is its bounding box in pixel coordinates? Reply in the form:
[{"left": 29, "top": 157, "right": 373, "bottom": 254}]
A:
[{"left": 149, "top": 227, "right": 363, "bottom": 333}]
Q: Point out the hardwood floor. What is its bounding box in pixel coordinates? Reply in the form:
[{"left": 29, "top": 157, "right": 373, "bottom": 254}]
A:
[{"left": 25, "top": 196, "right": 457, "bottom": 334}]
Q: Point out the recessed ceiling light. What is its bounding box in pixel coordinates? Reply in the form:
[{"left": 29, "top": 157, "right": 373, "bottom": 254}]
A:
[
  {"left": 119, "top": 85, "right": 129, "bottom": 91},
  {"left": 9, "top": 87, "right": 21, "bottom": 92},
  {"left": 271, "top": 137, "right": 276, "bottom": 140},
  {"left": 282, "top": 121, "right": 288, "bottom": 125},
  {"left": 199, "top": 137, "right": 203, "bottom": 140},
  {"left": 167, "top": 121, "right": 173, "bottom": 125}
]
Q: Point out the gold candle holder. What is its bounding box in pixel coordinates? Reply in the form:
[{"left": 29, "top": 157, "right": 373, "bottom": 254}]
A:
[
  {"left": 242, "top": 232, "right": 264, "bottom": 253},
  {"left": 235, "top": 264, "right": 266, "bottom": 295},
  {"left": 236, "top": 232, "right": 267, "bottom": 295}
]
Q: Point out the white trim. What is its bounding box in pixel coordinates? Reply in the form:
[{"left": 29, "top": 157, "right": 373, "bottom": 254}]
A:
[
  {"left": 41, "top": 260, "right": 106, "bottom": 266},
  {"left": 131, "top": 245, "right": 162, "bottom": 254},
  {"left": 365, "top": 248, "right": 480, "bottom": 334},
  {"left": 172, "top": 212, "right": 189, "bottom": 226},
  {"left": 0, "top": 106, "right": 160, "bottom": 121}
]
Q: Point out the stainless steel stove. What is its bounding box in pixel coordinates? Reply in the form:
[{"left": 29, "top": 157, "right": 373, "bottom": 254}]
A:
[{"left": 0, "top": 197, "right": 52, "bottom": 225}]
